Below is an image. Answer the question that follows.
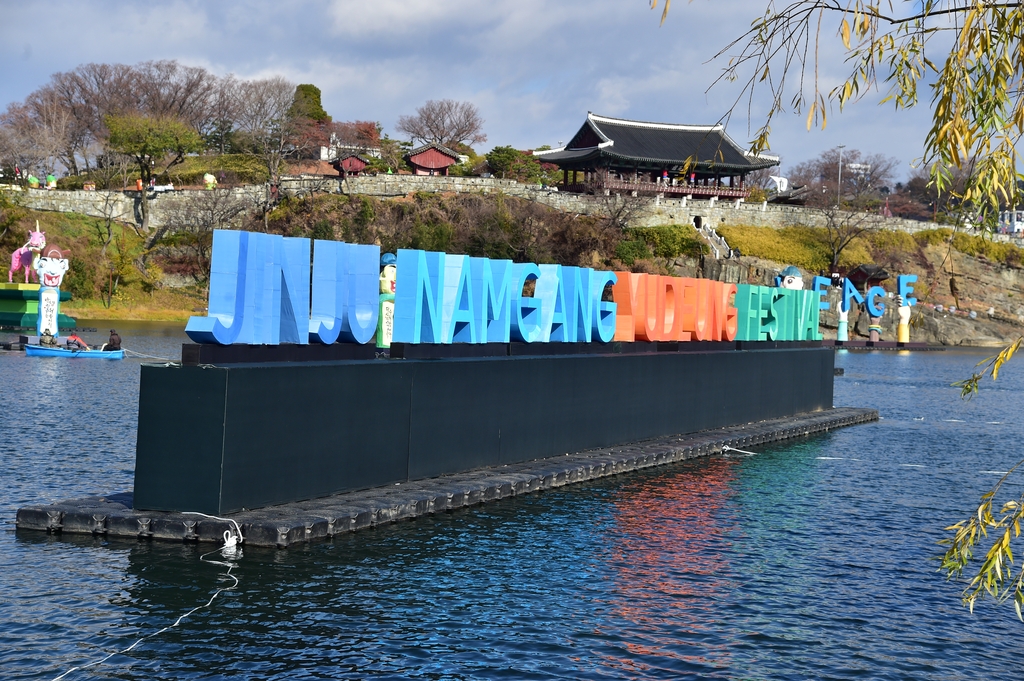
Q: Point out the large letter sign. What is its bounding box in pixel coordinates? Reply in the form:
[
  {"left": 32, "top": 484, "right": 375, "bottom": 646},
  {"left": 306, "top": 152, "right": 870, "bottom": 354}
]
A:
[
  {"left": 471, "top": 257, "right": 514, "bottom": 343},
  {"left": 309, "top": 240, "right": 380, "bottom": 344},
  {"left": 190, "top": 230, "right": 932, "bottom": 347},
  {"left": 393, "top": 249, "right": 445, "bottom": 344},
  {"left": 187, "top": 230, "right": 311, "bottom": 345}
]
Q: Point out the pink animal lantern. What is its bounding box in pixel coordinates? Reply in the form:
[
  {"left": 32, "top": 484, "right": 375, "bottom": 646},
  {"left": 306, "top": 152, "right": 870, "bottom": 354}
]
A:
[{"left": 8, "top": 225, "right": 46, "bottom": 283}]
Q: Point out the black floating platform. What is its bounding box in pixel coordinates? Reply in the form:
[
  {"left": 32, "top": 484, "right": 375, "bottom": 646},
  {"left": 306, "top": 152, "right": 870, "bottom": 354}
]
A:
[
  {"left": 141, "top": 346, "right": 835, "bottom": 515},
  {"left": 17, "top": 407, "right": 877, "bottom": 548},
  {"left": 822, "top": 340, "right": 941, "bottom": 351},
  {"left": 180, "top": 339, "right": 825, "bottom": 365}
]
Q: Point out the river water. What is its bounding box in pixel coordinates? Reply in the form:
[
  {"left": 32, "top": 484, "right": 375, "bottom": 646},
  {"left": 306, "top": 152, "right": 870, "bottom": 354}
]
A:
[{"left": 1, "top": 327, "right": 1022, "bottom": 680}]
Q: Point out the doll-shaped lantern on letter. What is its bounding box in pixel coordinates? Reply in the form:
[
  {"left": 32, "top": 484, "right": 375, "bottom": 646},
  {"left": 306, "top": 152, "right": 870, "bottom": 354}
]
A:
[
  {"left": 376, "top": 253, "right": 397, "bottom": 348},
  {"left": 778, "top": 265, "right": 804, "bottom": 291}
]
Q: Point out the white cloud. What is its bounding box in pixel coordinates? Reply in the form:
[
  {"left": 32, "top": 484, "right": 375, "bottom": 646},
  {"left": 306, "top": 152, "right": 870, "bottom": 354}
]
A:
[{"left": 0, "top": 0, "right": 934, "bottom": 175}]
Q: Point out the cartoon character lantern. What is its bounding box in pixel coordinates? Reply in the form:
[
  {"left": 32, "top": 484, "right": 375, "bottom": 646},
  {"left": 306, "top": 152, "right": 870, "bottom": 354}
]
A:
[
  {"left": 896, "top": 295, "right": 911, "bottom": 343},
  {"left": 376, "top": 253, "right": 397, "bottom": 348},
  {"left": 778, "top": 265, "right": 804, "bottom": 290},
  {"left": 34, "top": 246, "right": 69, "bottom": 337},
  {"left": 8, "top": 223, "right": 45, "bottom": 283}
]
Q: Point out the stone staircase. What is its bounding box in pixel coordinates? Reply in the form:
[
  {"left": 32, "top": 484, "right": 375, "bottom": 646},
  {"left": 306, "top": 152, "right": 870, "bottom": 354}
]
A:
[{"left": 697, "top": 224, "right": 732, "bottom": 258}]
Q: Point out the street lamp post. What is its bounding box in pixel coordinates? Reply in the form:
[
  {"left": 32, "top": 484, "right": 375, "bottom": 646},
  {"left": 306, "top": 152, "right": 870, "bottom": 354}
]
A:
[{"left": 837, "top": 144, "right": 846, "bottom": 207}]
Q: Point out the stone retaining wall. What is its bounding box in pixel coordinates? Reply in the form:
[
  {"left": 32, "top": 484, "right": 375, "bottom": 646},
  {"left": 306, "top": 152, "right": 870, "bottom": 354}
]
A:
[
  {"left": 10, "top": 185, "right": 264, "bottom": 230},
  {"left": 9, "top": 176, "right": 1020, "bottom": 247}
]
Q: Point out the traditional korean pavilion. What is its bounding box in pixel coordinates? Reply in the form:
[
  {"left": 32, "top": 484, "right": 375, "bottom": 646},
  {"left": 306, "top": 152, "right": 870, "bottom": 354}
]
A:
[
  {"left": 405, "top": 142, "right": 460, "bottom": 176},
  {"left": 332, "top": 153, "right": 369, "bottom": 177},
  {"left": 535, "top": 113, "right": 779, "bottom": 199}
]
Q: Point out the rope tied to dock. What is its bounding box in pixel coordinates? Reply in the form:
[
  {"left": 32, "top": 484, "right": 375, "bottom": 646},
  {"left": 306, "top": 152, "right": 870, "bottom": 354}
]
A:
[
  {"left": 722, "top": 445, "right": 759, "bottom": 456},
  {"left": 49, "top": 514, "right": 243, "bottom": 681}
]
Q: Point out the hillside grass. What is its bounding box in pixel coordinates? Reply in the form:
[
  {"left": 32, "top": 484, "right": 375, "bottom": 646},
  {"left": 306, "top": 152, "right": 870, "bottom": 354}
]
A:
[
  {"left": 884, "top": 227, "right": 1024, "bottom": 267},
  {"left": 2, "top": 203, "right": 204, "bottom": 321},
  {"left": 718, "top": 224, "right": 871, "bottom": 270},
  {"left": 57, "top": 154, "right": 269, "bottom": 190}
]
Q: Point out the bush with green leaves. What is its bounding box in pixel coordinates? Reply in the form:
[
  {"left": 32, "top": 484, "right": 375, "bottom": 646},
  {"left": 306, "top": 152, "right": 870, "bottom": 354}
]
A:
[
  {"left": 615, "top": 239, "right": 654, "bottom": 266},
  {"left": 625, "top": 224, "right": 707, "bottom": 259}
]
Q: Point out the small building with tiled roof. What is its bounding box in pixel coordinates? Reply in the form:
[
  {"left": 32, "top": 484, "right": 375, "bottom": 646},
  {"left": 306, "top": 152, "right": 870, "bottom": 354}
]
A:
[
  {"left": 405, "top": 142, "right": 460, "bottom": 176},
  {"left": 534, "top": 112, "right": 779, "bottom": 199},
  {"left": 332, "top": 152, "right": 370, "bottom": 177}
]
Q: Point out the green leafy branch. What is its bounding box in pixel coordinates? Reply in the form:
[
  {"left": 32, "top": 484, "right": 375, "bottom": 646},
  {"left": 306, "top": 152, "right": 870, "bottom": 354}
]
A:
[
  {"left": 952, "top": 337, "right": 1023, "bottom": 399},
  {"left": 939, "top": 459, "right": 1024, "bottom": 620}
]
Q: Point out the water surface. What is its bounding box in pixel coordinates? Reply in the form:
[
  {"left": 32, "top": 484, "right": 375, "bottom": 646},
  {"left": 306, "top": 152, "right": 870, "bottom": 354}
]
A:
[{"left": 1, "top": 336, "right": 1022, "bottom": 679}]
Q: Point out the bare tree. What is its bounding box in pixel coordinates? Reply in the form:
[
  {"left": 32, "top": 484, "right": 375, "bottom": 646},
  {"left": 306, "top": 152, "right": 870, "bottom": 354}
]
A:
[
  {"left": 133, "top": 60, "right": 219, "bottom": 135},
  {"left": 233, "top": 77, "right": 299, "bottom": 188},
  {"left": 819, "top": 204, "right": 880, "bottom": 272},
  {"left": 90, "top": 150, "right": 134, "bottom": 190},
  {"left": 206, "top": 75, "right": 241, "bottom": 154},
  {"left": 585, "top": 169, "right": 652, "bottom": 231},
  {"left": 396, "top": 99, "right": 487, "bottom": 149},
  {"left": 158, "top": 189, "right": 255, "bottom": 283},
  {"left": 55, "top": 62, "right": 141, "bottom": 167},
  {"left": 744, "top": 166, "right": 781, "bottom": 190},
  {"left": 93, "top": 189, "right": 134, "bottom": 255},
  {"left": 8, "top": 60, "right": 222, "bottom": 175},
  {"left": 330, "top": 120, "right": 379, "bottom": 151},
  {"left": 790, "top": 147, "right": 900, "bottom": 208},
  {"left": 24, "top": 86, "right": 81, "bottom": 175},
  {"left": 0, "top": 104, "right": 46, "bottom": 178}
]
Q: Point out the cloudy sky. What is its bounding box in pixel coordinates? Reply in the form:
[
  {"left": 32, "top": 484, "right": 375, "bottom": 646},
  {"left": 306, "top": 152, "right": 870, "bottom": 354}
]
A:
[{"left": 0, "top": 0, "right": 935, "bottom": 179}]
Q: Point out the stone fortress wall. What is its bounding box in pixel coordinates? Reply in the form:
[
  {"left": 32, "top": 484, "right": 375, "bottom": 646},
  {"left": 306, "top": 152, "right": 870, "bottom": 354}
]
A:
[{"left": 8, "top": 174, "right": 1017, "bottom": 245}]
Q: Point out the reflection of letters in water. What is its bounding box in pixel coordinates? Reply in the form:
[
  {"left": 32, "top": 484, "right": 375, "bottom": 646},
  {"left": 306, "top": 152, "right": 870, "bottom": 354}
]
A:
[
  {"left": 381, "top": 300, "right": 394, "bottom": 347},
  {"left": 39, "top": 288, "right": 59, "bottom": 335}
]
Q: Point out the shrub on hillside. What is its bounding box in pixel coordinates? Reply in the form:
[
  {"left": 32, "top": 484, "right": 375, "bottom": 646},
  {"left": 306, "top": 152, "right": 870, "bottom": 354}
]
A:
[
  {"left": 718, "top": 224, "right": 825, "bottom": 269},
  {"left": 626, "top": 224, "right": 706, "bottom": 259},
  {"left": 158, "top": 154, "right": 269, "bottom": 186},
  {"left": 264, "top": 191, "right": 619, "bottom": 267},
  {"left": 866, "top": 229, "right": 919, "bottom": 254},
  {"left": 718, "top": 224, "right": 872, "bottom": 270},
  {"left": 913, "top": 228, "right": 953, "bottom": 247},
  {"left": 615, "top": 239, "right": 654, "bottom": 266},
  {"left": 951, "top": 232, "right": 1024, "bottom": 266}
]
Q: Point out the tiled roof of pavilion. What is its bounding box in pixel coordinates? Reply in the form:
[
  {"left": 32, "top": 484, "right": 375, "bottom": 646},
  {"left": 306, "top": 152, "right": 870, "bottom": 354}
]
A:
[
  {"left": 405, "top": 142, "right": 461, "bottom": 160},
  {"left": 534, "top": 113, "right": 779, "bottom": 172}
]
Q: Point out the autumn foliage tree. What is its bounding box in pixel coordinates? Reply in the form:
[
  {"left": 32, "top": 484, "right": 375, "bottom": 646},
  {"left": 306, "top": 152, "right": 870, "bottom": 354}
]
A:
[{"left": 329, "top": 120, "right": 380, "bottom": 151}]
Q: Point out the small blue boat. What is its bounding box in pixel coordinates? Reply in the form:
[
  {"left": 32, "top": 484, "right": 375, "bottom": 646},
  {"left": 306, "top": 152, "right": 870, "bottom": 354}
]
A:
[{"left": 25, "top": 344, "right": 124, "bottom": 360}]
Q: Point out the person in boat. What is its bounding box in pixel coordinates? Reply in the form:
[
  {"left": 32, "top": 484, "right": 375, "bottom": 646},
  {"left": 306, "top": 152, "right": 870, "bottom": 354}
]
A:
[
  {"left": 65, "top": 333, "right": 90, "bottom": 351},
  {"left": 102, "top": 329, "right": 121, "bottom": 351},
  {"left": 39, "top": 329, "right": 59, "bottom": 347}
]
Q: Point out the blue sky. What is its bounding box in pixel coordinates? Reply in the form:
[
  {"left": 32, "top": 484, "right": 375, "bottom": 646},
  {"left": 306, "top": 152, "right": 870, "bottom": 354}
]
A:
[{"left": 0, "top": 0, "right": 937, "bottom": 180}]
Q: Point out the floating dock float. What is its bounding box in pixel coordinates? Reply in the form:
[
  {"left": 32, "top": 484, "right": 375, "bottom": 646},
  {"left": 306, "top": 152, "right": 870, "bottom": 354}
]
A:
[{"left": 17, "top": 406, "right": 876, "bottom": 548}]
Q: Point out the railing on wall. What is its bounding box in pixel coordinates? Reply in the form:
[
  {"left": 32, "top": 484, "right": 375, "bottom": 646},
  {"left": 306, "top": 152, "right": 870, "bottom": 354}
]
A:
[
  {"left": 560, "top": 179, "right": 748, "bottom": 200},
  {"left": 698, "top": 225, "right": 732, "bottom": 259}
]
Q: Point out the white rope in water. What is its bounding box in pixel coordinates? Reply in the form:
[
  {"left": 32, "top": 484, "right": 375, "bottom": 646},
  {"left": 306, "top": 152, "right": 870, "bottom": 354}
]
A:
[
  {"left": 50, "top": 517, "right": 243, "bottom": 681},
  {"left": 122, "top": 347, "right": 179, "bottom": 363},
  {"left": 722, "top": 445, "right": 759, "bottom": 456}
]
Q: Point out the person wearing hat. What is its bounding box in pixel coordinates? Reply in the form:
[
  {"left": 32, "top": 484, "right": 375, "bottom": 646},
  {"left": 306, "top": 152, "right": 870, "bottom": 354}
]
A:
[{"left": 102, "top": 329, "right": 122, "bottom": 351}]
